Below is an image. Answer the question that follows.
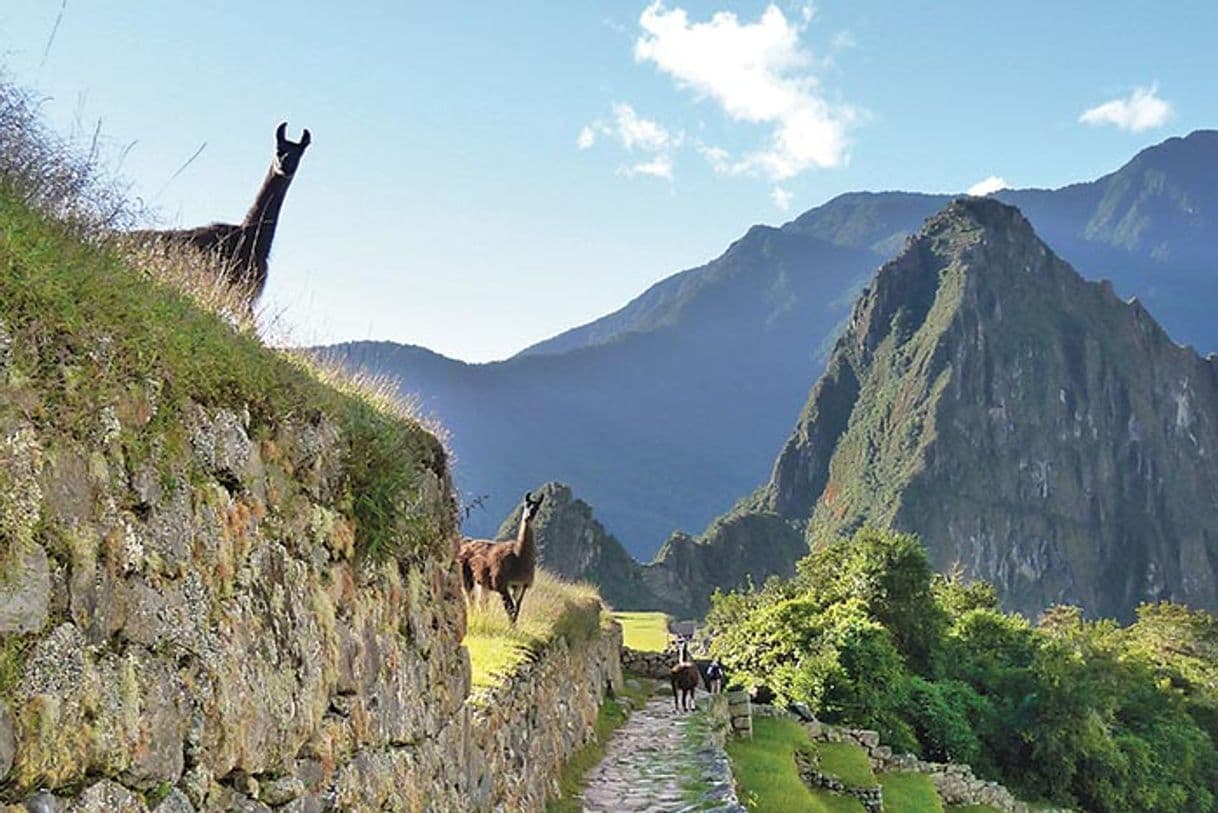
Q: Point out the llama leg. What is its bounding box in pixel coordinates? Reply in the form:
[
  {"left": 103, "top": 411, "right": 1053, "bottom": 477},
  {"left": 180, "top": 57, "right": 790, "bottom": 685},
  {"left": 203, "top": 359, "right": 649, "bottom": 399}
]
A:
[
  {"left": 671, "top": 680, "right": 679, "bottom": 711},
  {"left": 511, "top": 586, "right": 526, "bottom": 622},
  {"left": 500, "top": 589, "right": 518, "bottom": 624}
]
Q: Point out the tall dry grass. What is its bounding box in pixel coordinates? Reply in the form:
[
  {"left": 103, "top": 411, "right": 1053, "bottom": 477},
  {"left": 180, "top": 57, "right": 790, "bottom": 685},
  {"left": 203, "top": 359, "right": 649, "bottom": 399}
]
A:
[
  {"left": 0, "top": 73, "right": 438, "bottom": 442},
  {"left": 464, "top": 569, "right": 604, "bottom": 689}
]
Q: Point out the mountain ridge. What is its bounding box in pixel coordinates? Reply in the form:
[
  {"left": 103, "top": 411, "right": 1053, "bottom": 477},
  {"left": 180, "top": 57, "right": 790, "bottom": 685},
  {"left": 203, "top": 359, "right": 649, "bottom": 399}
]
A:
[
  {"left": 317, "top": 129, "right": 1218, "bottom": 561},
  {"left": 760, "top": 195, "right": 1218, "bottom": 619}
]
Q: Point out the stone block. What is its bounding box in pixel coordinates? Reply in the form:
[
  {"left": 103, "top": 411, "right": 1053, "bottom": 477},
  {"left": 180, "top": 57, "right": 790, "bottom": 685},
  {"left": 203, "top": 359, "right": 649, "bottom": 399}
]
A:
[{"left": 0, "top": 542, "right": 49, "bottom": 634}]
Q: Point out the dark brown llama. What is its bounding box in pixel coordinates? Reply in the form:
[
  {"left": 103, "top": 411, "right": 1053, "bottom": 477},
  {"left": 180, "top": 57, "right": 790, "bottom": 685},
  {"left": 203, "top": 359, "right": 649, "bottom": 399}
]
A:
[
  {"left": 129, "top": 122, "right": 310, "bottom": 312},
  {"left": 670, "top": 639, "right": 700, "bottom": 712},
  {"left": 458, "top": 491, "right": 544, "bottom": 624}
]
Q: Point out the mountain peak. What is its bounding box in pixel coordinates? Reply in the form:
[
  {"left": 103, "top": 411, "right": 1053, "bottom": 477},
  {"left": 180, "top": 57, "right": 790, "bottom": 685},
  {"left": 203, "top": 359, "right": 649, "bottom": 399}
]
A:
[{"left": 765, "top": 195, "right": 1218, "bottom": 619}]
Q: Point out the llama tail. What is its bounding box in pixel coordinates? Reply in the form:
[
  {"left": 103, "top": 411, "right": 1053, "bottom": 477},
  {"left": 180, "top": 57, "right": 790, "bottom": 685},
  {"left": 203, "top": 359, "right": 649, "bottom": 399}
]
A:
[{"left": 460, "top": 558, "right": 474, "bottom": 594}]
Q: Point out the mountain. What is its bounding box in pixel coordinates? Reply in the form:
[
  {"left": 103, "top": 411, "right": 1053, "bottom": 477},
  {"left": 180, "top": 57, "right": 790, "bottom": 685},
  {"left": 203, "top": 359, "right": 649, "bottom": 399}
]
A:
[
  {"left": 491, "top": 481, "right": 805, "bottom": 618},
  {"left": 760, "top": 196, "right": 1218, "bottom": 619},
  {"left": 319, "top": 131, "right": 1218, "bottom": 560}
]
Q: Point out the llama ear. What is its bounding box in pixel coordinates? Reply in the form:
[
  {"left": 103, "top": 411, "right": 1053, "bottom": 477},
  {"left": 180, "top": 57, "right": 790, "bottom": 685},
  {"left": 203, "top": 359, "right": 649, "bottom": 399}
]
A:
[
  {"left": 300, "top": 129, "right": 312, "bottom": 148},
  {"left": 276, "top": 122, "right": 288, "bottom": 144}
]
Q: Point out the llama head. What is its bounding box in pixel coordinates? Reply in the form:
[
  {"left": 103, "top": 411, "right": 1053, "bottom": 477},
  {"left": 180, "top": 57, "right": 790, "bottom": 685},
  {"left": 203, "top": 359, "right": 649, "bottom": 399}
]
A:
[
  {"left": 522, "top": 491, "right": 545, "bottom": 522},
  {"left": 274, "top": 122, "right": 312, "bottom": 176}
]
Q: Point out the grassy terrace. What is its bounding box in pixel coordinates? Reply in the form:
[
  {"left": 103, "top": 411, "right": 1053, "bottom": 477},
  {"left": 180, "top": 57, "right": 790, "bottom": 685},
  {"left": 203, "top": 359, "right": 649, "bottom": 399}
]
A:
[
  {"left": 728, "top": 717, "right": 987, "bottom": 813},
  {"left": 0, "top": 186, "right": 449, "bottom": 563},
  {"left": 464, "top": 569, "right": 604, "bottom": 691},
  {"left": 881, "top": 773, "right": 944, "bottom": 812},
  {"left": 613, "top": 610, "right": 670, "bottom": 652},
  {"left": 817, "top": 742, "right": 876, "bottom": 788},
  {"left": 728, "top": 717, "right": 864, "bottom": 813}
]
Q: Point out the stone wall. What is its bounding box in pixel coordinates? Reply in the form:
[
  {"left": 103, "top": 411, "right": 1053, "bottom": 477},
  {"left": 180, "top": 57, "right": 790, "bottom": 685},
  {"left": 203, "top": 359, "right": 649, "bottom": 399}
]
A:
[
  {"left": 620, "top": 645, "right": 672, "bottom": 679},
  {"left": 755, "top": 707, "right": 1074, "bottom": 813},
  {"left": 793, "top": 747, "right": 882, "bottom": 813},
  {"left": 0, "top": 402, "right": 465, "bottom": 811},
  {"left": 464, "top": 622, "right": 622, "bottom": 812},
  {"left": 0, "top": 395, "right": 623, "bottom": 812}
]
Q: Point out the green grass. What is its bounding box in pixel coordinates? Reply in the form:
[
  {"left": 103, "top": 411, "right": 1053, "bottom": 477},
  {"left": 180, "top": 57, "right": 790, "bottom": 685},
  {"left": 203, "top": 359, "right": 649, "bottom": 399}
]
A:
[
  {"left": 466, "top": 570, "right": 603, "bottom": 691},
  {"left": 614, "top": 611, "right": 671, "bottom": 652},
  {"left": 881, "top": 773, "right": 945, "bottom": 813},
  {"left": 727, "top": 716, "right": 865, "bottom": 813},
  {"left": 945, "top": 807, "right": 1001, "bottom": 813},
  {"left": 816, "top": 742, "right": 876, "bottom": 789},
  {"left": 546, "top": 680, "right": 651, "bottom": 813},
  {"left": 0, "top": 189, "right": 450, "bottom": 562}
]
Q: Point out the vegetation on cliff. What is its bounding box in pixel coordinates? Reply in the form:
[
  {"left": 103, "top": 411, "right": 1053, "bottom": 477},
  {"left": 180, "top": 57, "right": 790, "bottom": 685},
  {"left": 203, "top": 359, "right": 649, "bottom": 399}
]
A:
[
  {"left": 0, "top": 81, "right": 452, "bottom": 566},
  {"left": 706, "top": 527, "right": 1218, "bottom": 812}
]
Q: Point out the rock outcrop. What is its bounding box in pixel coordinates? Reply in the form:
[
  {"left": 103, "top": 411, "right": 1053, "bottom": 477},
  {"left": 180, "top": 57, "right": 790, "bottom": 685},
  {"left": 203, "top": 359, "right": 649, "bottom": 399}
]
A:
[{"left": 764, "top": 197, "right": 1218, "bottom": 618}]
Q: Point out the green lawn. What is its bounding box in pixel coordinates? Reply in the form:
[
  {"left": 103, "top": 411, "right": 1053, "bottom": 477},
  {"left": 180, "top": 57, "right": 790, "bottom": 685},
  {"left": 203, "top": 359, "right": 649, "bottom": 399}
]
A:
[
  {"left": 727, "top": 716, "right": 864, "bottom": 813},
  {"left": 614, "top": 611, "right": 671, "bottom": 652},
  {"left": 945, "top": 807, "right": 1001, "bottom": 813},
  {"left": 816, "top": 742, "right": 876, "bottom": 789},
  {"left": 881, "top": 773, "right": 945, "bottom": 813}
]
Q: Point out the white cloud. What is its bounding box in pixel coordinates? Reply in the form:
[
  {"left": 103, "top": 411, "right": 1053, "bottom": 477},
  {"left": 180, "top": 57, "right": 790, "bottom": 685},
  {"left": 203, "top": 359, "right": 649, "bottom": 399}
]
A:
[
  {"left": 1079, "top": 85, "right": 1173, "bottom": 133},
  {"left": 633, "top": 2, "right": 858, "bottom": 181},
  {"left": 612, "top": 103, "right": 677, "bottom": 151},
  {"left": 770, "top": 186, "right": 794, "bottom": 210},
  {"left": 620, "top": 155, "right": 674, "bottom": 180},
  {"left": 578, "top": 103, "right": 680, "bottom": 181},
  {"left": 967, "top": 175, "right": 1008, "bottom": 196}
]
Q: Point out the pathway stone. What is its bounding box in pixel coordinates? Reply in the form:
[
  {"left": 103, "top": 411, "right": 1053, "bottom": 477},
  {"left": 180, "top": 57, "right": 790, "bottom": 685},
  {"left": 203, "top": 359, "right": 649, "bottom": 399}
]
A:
[{"left": 581, "top": 688, "right": 746, "bottom": 813}]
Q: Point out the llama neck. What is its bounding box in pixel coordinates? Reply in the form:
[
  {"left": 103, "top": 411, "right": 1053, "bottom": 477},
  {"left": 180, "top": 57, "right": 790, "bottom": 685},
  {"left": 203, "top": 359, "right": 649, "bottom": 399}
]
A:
[
  {"left": 513, "top": 515, "right": 535, "bottom": 560},
  {"left": 242, "top": 165, "right": 294, "bottom": 264}
]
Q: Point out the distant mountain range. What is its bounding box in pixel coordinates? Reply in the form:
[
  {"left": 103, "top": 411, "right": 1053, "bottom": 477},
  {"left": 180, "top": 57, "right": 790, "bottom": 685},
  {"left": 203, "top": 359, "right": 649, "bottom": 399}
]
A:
[{"left": 317, "top": 130, "right": 1218, "bottom": 566}]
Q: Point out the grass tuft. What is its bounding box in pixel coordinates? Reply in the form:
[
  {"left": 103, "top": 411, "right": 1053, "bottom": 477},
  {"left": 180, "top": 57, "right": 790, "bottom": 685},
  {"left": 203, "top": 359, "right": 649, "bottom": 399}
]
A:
[{"left": 465, "top": 569, "right": 603, "bottom": 691}]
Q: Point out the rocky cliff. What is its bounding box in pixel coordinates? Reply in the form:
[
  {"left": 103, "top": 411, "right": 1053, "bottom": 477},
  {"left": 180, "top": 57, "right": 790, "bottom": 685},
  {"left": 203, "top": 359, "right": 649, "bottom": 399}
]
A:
[{"left": 764, "top": 197, "right": 1218, "bottom": 619}]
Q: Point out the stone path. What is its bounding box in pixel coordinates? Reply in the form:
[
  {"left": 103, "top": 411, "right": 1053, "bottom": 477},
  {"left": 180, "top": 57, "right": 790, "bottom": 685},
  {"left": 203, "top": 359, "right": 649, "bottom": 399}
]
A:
[{"left": 580, "top": 687, "right": 746, "bottom": 813}]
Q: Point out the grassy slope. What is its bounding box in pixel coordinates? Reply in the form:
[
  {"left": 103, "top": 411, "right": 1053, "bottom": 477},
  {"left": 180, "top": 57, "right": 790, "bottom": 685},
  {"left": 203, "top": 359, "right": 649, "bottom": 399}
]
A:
[
  {"left": 0, "top": 191, "right": 449, "bottom": 562},
  {"left": 614, "top": 611, "right": 670, "bottom": 652},
  {"left": 728, "top": 717, "right": 865, "bottom": 813},
  {"left": 465, "top": 569, "right": 603, "bottom": 691},
  {"left": 817, "top": 742, "right": 877, "bottom": 789},
  {"left": 881, "top": 773, "right": 945, "bottom": 813}
]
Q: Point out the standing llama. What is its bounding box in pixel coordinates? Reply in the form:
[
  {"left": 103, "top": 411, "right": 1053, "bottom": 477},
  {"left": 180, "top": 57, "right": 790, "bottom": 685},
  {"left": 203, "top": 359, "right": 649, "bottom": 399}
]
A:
[
  {"left": 458, "top": 491, "right": 544, "bottom": 624},
  {"left": 130, "top": 122, "right": 310, "bottom": 313},
  {"left": 670, "top": 638, "right": 700, "bottom": 712}
]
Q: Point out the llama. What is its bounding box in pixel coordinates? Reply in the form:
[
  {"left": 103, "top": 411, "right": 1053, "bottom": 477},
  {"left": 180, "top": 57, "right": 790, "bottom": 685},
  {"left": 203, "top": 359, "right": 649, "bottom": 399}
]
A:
[
  {"left": 129, "top": 122, "right": 310, "bottom": 312},
  {"left": 670, "top": 638, "right": 700, "bottom": 712},
  {"left": 703, "top": 658, "right": 725, "bottom": 694},
  {"left": 458, "top": 491, "right": 544, "bottom": 624}
]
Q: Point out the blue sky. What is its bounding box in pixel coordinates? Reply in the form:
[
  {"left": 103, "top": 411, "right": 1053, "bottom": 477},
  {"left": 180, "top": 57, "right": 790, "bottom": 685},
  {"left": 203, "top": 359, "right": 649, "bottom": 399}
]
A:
[{"left": 2, "top": 2, "right": 1214, "bottom": 361}]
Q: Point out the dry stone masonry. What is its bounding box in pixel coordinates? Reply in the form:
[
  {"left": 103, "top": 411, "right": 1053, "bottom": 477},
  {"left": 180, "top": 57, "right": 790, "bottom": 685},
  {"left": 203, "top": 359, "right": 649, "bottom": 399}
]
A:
[
  {"left": 751, "top": 704, "right": 1073, "bottom": 813},
  {"left": 0, "top": 389, "right": 623, "bottom": 812}
]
